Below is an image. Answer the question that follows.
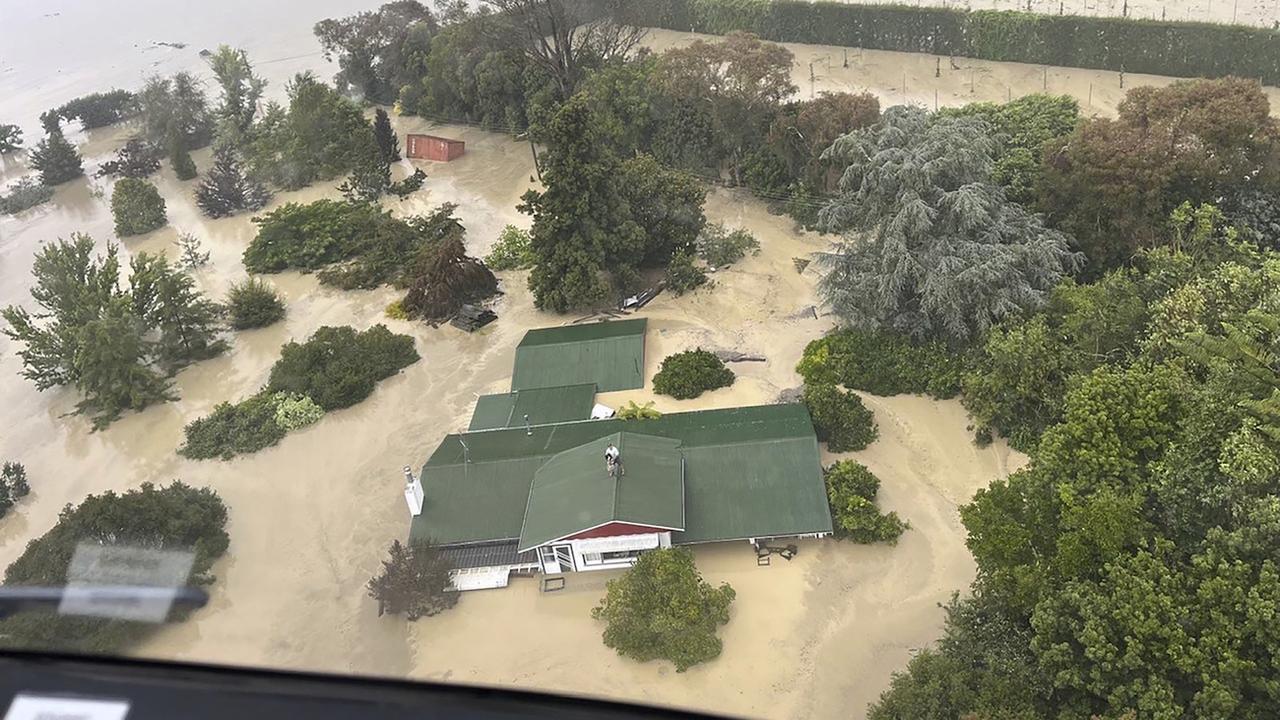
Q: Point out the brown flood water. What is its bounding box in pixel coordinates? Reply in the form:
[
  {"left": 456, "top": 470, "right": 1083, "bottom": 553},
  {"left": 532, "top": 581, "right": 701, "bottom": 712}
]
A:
[{"left": 5, "top": 5, "right": 1190, "bottom": 717}]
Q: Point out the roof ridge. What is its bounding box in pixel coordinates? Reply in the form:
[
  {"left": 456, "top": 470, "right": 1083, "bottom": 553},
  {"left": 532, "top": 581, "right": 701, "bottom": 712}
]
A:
[{"left": 610, "top": 432, "right": 622, "bottom": 520}]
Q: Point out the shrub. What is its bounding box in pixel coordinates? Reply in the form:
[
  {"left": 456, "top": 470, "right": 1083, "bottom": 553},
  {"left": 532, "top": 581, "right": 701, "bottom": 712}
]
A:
[
  {"left": 2, "top": 462, "right": 30, "bottom": 499},
  {"left": 0, "top": 178, "right": 54, "bottom": 215},
  {"left": 825, "top": 460, "right": 907, "bottom": 544},
  {"left": 245, "top": 200, "right": 463, "bottom": 291},
  {"left": 484, "top": 225, "right": 536, "bottom": 271},
  {"left": 0, "top": 124, "right": 21, "bottom": 154},
  {"left": 696, "top": 222, "right": 760, "bottom": 267},
  {"left": 266, "top": 325, "right": 419, "bottom": 411},
  {"left": 389, "top": 168, "right": 427, "bottom": 198},
  {"left": 110, "top": 178, "right": 167, "bottom": 236},
  {"left": 592, "top": 547, "right": 735, "bottom": 672},
  {"left": 653, "top": 348, "right": 735, "bottom": 400},
  {"left": 803, "top": 383, "right": 878, "bottom": 452},
  {"left": 617, "top": 400, "right": 661, "bottom": 420},
  {"left": 665, "top": 250, "right": 708, "bottom": 295},
  {"left": 56, "top": 90, "right": 137, "bottom": 129},
  {"left": 0, "top": 481, "right": 228, "bottom": 654},
  {"left": 97, "top": 138, "right": 161, "bottom": 178},
  {"left": 797, "top": 329, "right": 966, "bottom": 398},
  {"left": 178, "top": 393, "right": 286, "bottom": 460},
  {"left": 226, "top": 278, "right": 286, "bottom": 330},
  {"left": 385, "top": 299, "right": 409, "bottom": 320},
  {"left": 367, "top": 540, "right": 458, "bottom": 620},
  {"left": 271, "top": 392, "right": 324, "bottom": 431}
]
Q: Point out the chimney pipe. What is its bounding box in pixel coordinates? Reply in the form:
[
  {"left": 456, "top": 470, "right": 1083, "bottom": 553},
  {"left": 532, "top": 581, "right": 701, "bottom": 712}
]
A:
[{"left": 403, "top": 465, "right": 424, "bottom": 517}]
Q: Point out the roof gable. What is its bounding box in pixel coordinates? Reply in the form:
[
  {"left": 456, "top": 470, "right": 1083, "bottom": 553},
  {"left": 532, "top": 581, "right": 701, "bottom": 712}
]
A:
[
  {"left": 511, "top": 319, "right": 646, "bottom": 392},
  {"left": 517, "top": 432, "right": 685, "bottom": 552}
]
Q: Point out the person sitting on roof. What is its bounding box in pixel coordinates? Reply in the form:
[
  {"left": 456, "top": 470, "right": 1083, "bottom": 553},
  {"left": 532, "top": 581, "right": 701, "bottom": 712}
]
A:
[{"left": 604, "top": 443, "right": 620, "bottom": 476}]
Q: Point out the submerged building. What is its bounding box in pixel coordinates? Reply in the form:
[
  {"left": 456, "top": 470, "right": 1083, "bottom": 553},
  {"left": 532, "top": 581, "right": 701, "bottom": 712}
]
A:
[{"left": 407, "top": 318, "right": 833, "bottom": 590}]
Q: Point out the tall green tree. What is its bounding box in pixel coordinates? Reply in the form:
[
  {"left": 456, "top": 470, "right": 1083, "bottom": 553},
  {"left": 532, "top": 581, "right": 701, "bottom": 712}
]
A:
[
  {"left": 1040, "top": 77, "right": 1280, "bottom": 272},
  {"left": 129, "top": 254, "right": 227, "bottom": 371},
  {"left": 519, "top": 94, "right": 641, "bottom": 311},
  {"left": 654, "top": 32, "right": 797, "bottom": 183},
  {"left": 138, "top": 72, "right": 214, "bottom": 150},
  {"left": 818, "top": 105, "right": 1081, "bottom": 343},
  {"left": 207, "top": 45, "right": 267, "bottom": 146},
  {"left": 30, "top": 130, "right": 84, "bottom": 185},
  {"left": 169, "top": 133, "right": 198, "bottom": 180},
  {"left": 366, "top": 540, "right": 458, "bottom": 619},
  {"left": 373, "top": 108, "right": 400, "bottom": 162},
  {"left": 71, "top": 297, "right": 173, "bottom": 425},
  {"left": 314, "top": 1, "right": 437, "bottom": 103},
  {"left": 2, "top": 235, "right": 225, "bottom": 427},
  {"left": 195, "top": 144, "right": 270, "bottom": 218},
  {"left": 481, "top": 0, "right": 642, "bottom": 98},
  {"left": 938, "top": 94, "right": 1078, "bottom": 205},
  {"left": 246, "top": 74, "right": 377, "bottom": 190}
]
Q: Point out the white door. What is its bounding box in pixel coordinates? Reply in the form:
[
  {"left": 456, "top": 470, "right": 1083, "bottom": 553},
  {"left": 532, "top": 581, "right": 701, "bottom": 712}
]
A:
[{"left": 538, "top": 544, "right": 575, "bottom": 573}]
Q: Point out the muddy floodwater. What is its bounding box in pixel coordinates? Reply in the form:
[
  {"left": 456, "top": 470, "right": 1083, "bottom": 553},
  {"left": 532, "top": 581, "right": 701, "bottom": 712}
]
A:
[{"left": 19, "top": 2, "right": 1276, "bottom": 718}]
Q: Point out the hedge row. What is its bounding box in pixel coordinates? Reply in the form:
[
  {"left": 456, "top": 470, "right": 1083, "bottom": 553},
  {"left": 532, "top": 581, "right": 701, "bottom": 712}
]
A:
[{"left": 624, "top": 0, "right": 1280, "bottom": 84}]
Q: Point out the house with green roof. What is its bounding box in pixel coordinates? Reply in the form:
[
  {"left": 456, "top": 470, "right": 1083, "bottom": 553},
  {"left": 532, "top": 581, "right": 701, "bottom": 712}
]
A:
[{"left": 406, "top": 319, "right": 833, "bottom": 590}]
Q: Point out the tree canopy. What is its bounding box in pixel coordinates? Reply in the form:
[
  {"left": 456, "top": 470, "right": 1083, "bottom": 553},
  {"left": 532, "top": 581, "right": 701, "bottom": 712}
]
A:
[
  {"left": 817, "top": 105, "right": 1081, "bottom": 343},
  {"left": 314, "top": 1, "right": 437, "bottom": 103},
  {"left": 30, "top": 130, "right": 84, "bottom": 186},
  {"left": 1039, "top": 77, "right": 1280, "bottom": 272},
  {"left": 2, "top": 235, "right": 225, "bottom": 427},
  {"left": 110, "top": 178, "right": 167, "bottom": 237},
  {"left": 0, "top": 482, "right": 229, "bottom": 654},
  {"left": 592, "top": 547, "right": 735, "bottom": 672},
  {"left": 870, "top": 214, "right": 1280, "bottom": 719},
  {"left": 367, "top": 540, "right": 458, "bottom": 620}
]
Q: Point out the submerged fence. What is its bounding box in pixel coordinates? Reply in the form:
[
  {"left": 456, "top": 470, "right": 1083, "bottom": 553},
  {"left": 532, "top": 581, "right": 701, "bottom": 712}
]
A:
[{"left": 621, "top": 0, "right": 1280, "bottom": 84}]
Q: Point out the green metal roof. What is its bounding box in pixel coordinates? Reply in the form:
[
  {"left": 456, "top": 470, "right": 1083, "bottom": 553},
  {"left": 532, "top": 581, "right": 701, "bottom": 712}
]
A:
[
  {"left": 411, "top": 404, "right": 832, "bottom": 548},
  {"left": 467, "top": 384, "right": 597, "bottom": 431},
  {"left": 517, "top": 318, "right": 647, "bottom": 347},
  {"left": 511, "top": 319, "right": 646, "bottom": 392},
  {"left": 517, "top": 433, "right": 685, "bottom": 552}
]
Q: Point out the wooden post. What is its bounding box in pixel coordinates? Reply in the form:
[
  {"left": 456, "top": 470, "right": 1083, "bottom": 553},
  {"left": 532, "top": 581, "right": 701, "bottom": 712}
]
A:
[
  {"left": 1088, "top": 83, "right": 1092, "bottom": 109},
  {"left": 843, "top": 48, "right": 849, "bottom": 68},
  {"left": 935, "top": 89, "right": 939, "bottom": 110},
  {"left": 936, "top": 57, "right": 941, "bottom": 78},
  {"left": 1043, "top": 66, "right": 1047, "bottom": 90},
  {"left": 970, "top": 69, "right": 975, "bottom": 94},
  {"left": 1119, "top": 68, "right": 1125, "bottom": 89},
  {"left": 810, "top": 62, "right": 816, "bottom": 99},
  {"left": 528, "top": 136, "right": 542, "bottom": 183}
]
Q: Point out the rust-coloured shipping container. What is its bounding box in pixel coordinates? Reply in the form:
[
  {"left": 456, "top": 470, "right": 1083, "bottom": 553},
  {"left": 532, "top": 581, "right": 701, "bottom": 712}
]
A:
[{"left": 406, "top": 134, "right": 465, "bottom": 162}]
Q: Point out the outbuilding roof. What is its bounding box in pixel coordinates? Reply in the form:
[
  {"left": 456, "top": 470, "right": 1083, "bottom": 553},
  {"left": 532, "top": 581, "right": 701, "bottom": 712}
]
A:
[
  {"left": 467, "top": 383, "right": 597, "bottom": 431},
  {"left": 511, "top": 318, "right": 646, "bottom": 392},
  {"left": 517, "top": 433, "right": 685, "bottom": 552},
  {"left": 410, "top": 403, "right": 832, "bottom": 549}
]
